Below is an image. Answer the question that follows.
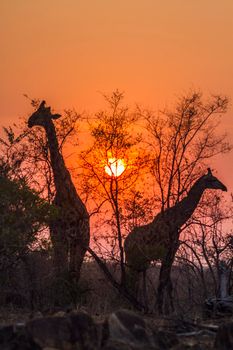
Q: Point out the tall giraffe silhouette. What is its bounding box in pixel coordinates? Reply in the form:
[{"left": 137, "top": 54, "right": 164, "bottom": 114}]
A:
[
  {"left": 124, "top": 169, "right": 227, "bottom": 313},
  {"left": 28, "top": 101, "right": 90, "bottom": 289}
]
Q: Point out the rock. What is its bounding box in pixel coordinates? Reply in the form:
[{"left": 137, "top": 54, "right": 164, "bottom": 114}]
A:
[
  {"left": 102, "top": 309, "right": 152, "bottom": 349},
  {"left": 153, "top": 330, "right": 178, "bottom": 350},
  {"left": 30, "top": 311, "right": 43, "bottom": 319},
  {"left": 0, "top": 309, "right": 221, "bottom": 349},
  {"left": 0, "top": 325, "right": 15, "bottom": 345},
  {"left": 53, "top": 311, "right": 67, "bottom": 318},
  {"left": 214, "top": 322, "right": 233, "bottom": 350},
  {"left": 0, "top": 324, "right": 41, "bottom": 350},
  {"left": 69, "top": 311, "right": 100, "bottom": 349},
  {"left": 102, "top": 309, "right": 178, "bottom": 349},
  {"left": 27, "top": 311, "right": 99, "bottom": 349},
  {"left": 27, "top": 316, "right": 72, "bottom": 349},
  {"left": 204, "top": 296, "right": 233, "bottom": 317}
]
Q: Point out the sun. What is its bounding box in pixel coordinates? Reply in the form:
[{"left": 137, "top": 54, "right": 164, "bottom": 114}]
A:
[{"left": 105, "top": 158, "right": 126, "bottom": 177}]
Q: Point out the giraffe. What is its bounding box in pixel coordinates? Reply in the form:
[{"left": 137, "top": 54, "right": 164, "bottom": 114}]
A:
[
  {"left": 28, "top": 101, "right": 90, "bottom": 293},
  {"left": 124, "top": 169, "right": 227, "bottom": 313}
]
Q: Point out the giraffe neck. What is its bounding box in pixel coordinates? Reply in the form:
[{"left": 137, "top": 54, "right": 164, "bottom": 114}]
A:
[
  {"left": 163, "top": 178, "right": 206, "bottom": 228},
  {"left": 44, "top": 121, "right": 84, "bottom": 209}
]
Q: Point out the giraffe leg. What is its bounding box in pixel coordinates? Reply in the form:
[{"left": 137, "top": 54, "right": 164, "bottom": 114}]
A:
[
  {"left": 157, "top": 237, "right": 179, "bottom": 314},
  {"left": 50, "top": 226, "right": 69, "bottom": 276},
  {"left": 67, "top": 243, "right": 84, "bottom": 305},
  {"left": 157, "top": 263, "right": 169, "bottom": 314},
  {"left": 142, "top": 269, "right": 149, "bottom": 312},
  {"left": 68, "top": 220, "right": 90, "bottom": 287},
  {"left": 69, "top": 242, "right": 87, "bottom": 283},
  {"left": 167, "top": 238, "right": 180, "bottom": 312},
  {"left": 157, "top": 249, "right": 174, "bottom": 314},
  {"left": 125, "top": 266, "right": 140, "bottom": 297},
  {"left": 49, "top": 226, "right": 71, "bottom": 306},
  {"left": 167, "top": 276, "right": 174, "bottom": 311}
]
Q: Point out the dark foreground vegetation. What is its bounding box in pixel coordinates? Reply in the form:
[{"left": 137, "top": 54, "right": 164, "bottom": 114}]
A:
[{"left": 0, "top": 258, "right": 232, "bottom": 317}]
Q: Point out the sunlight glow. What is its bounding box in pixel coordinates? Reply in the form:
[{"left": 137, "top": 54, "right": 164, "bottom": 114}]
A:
[{"left": 105, "top": 158, "right": 126, "bottom": 177}]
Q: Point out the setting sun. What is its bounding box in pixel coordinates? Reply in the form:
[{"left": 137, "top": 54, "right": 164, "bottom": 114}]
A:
[{"left": 105, "top": 158, "right": 126, "bottom": 177}]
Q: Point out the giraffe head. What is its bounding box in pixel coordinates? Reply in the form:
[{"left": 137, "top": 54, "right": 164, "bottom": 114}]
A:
[
  {"left": 28, "top": 101, "right": 61, "bottom": 128},
  {"left": 202, "top": 168, "right": 227, "bottom": 192}
]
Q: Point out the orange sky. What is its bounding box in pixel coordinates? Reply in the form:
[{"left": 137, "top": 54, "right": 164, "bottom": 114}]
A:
[{"left": 0, "top": 0, "right": 233, "bottom": 188}]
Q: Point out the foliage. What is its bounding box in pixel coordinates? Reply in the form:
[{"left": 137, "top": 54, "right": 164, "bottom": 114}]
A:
[
  {"left": 80, "top": 91, "right": 150, "bottom": 286},
  {"left": 81, "top": 91, "right": 146, "bottom": 208},
  {"left": 0, "top": 163, "right": 56, "bottom": 271},
  {"left": 141, "top": 91, "right": 231, "bottom": 210},
  {"left": 178, "top": 192, "right": 233, "bottom": 299}
]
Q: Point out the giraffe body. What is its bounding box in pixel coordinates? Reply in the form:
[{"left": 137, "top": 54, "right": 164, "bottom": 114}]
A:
[
  {"left": 28, "top": 101, "right": 90, "bottom": 286},
  {"left": 124, "top": 169, "right": 227, "bottom": 312}
]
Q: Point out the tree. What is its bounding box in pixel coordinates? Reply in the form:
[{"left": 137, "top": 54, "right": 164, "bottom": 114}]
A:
[
  {"left": 0, "top": 162, "right": 55, "bottom": 272},
  {"left": 80, "top": 91, "right": 150, "bottom": 296},
  {"left": 139, "top": 91, "right": 231, "bottom": 313},
  {"left": 143, "top": 92, "right": 230, "bottom": 208},
  {"left": 178, "top": 192, "right": 233, "bottom": 301}
]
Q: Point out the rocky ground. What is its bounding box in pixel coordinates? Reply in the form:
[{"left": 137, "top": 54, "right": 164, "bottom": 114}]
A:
[{"left": 0, "top": 308, "right": 232, "bottom": 349}]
